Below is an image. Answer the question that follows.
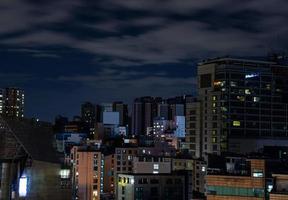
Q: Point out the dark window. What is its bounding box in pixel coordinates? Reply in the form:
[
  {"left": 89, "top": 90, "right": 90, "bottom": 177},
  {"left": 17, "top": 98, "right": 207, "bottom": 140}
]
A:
[{"left": 200, "top": 74, "right": 212, "bottom": 88}]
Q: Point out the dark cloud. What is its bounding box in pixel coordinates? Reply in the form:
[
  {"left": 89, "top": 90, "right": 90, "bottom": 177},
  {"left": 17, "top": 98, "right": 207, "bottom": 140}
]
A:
[{"left": 0, "top": 0, "right": 287, "bottom": 120}]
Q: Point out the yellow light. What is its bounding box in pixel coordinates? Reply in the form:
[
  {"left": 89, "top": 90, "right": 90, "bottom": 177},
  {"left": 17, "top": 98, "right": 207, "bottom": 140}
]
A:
[{"left": 233, "top": 121, "right": 241, "bottom": 127}]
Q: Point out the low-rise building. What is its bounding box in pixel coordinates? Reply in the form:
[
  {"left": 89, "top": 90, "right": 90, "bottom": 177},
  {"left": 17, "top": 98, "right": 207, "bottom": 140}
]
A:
[
  {"left": 270, "top": 173, "right": 288, "bottom": 200},
  {"left": 117, "top": 173, "right": 185, "bottom": 200},
  {"left": 206, "top": 159, "right": 266, "bottom": 200}
]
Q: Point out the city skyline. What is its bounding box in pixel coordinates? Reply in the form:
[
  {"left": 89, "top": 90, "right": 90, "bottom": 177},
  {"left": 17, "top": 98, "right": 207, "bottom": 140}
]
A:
[{"left": 1, "top": 0, "right": 288, "bottom": 121}]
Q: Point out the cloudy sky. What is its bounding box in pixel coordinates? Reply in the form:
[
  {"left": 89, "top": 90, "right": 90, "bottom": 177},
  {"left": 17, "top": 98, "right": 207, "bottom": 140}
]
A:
[{"left": 0, "top": 0, "right": 287, "bottom": 121}]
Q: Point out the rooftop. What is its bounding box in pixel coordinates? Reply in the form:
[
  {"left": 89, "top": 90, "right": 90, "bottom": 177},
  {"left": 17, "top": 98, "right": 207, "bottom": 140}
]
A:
[{"left": 198, "top": 57, "right": 284, "bottom": 66}]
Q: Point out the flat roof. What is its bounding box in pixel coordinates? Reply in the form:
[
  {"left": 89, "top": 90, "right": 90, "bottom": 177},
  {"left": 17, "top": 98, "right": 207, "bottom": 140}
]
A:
[{"left": 198, "top": 57, "right": 278, "bottom": 66}]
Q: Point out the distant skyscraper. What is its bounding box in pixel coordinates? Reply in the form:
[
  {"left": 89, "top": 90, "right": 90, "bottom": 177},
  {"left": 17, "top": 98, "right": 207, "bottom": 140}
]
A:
[
  {"left": 167, "top": 96, "right": 186, "bottom": 119},
  {"left": 3, "top": 87, "right": 24, "bottom": 118},
  {"left": 113, "top": 101, "right": 128, "bottom": 126},
  {"left": 157, "top": 102, "right": 169, "bottom": 119},
  {"left": 81, "top": 102, "right": 97, "bottom": 124},
  {"left": 132, "top": 97, "right": 162, "bottom": 135}
]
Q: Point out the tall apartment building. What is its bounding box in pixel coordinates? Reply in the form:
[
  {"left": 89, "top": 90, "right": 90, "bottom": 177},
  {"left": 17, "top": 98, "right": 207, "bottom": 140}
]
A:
[
  {"left": 197, "top": 58, "right": 288, "bottom": 156},
  {"left": 81, "top": 102, "right": 97, "bottom": 124},
  {"left": 185, "top": 97, "right": 202, "bottom": 158},
  {"left": 2, "top": 87, "right": 24, "bottom": 118},
  {"left": 71, "top": 146, "right": 104, "bottom": 200},
  {"left": 104, "top": 154, "right": 115, "bottom": 195},
  {"left": 0, "top": 89, "right": 4, "bottom": 115}
]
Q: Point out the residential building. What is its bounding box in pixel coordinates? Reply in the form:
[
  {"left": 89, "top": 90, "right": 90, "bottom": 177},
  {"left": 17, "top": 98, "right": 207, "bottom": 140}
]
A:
[
  {"left": 104, "top": 154, "right": 115, "bottom": 195},
  {"left": 172, "top": 157, "right": 206, "bottom": 196},
  {"left": 3, "top": 87, "right": 24, "bottom": 118},
  {"left": 71, "top": 146, "right": 104, "bottom": 200},
  {"left": 133, "top": 156, "right": 171, "bottom": 174},
  {"left": 0, "top": 89, "right": 4, "bottom": 115},
  {"left": 269, "top": 173, "right": 288, "bottom": 200},
  {"left": 185, "top": 98, "right": 202, "bottom": 158},
  {"left": 81, "top": 102, "right": 97, "bottom": 124},
  {"left": 117, "top": 173, "right": 185, "bottom": 200},
  {"left": 206, "top": 158, "right": 266, "bottom": 199}
]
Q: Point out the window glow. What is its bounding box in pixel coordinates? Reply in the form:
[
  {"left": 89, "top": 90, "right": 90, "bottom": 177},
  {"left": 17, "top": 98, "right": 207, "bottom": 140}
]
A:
[
  {"left": 245, "top": 73, "right": 259, "bottom": 79},
  {"left": 233, "top": 121, "right": 241, "bottom": 127},
  {"left": 201, "top": 166, "right": 206, "bottom": 172},
  {"left": 245, "top": 89, "right": 251, "bottom": 95},
  {"left": 253, "top": 172, "right": 263, "bottom": 177},
  {"left": 93, "top": 190, "right": 98, "bottom": 196},
  {"left": 60, "top": 169, "right": 70, "bottom": 179},
  {"left": 153, "top": 164, "right": 159, "bottom": 170},
  {"left": 253, "top": 97, "right": 260, "bottom": 102},
  {"left": 19, "top": 176, "right": 28, "bottom": 197}
]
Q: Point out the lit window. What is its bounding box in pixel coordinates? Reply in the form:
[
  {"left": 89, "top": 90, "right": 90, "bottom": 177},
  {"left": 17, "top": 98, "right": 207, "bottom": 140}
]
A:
[
  {"left": 245, "top": 73, "right": 259, "bottom": 79},
  {"left": 201, "top": 166, "right": 206, "bottom": 172},
  {"left": 60, "top": 169, "right": 70, "bottom": 179},
  {"left": 245, "top": 89, "right": 251, "bottom": 95},
  {"left": 253, "top": 170, "right": 263, "bottom": 178},
  {"left": 253, "top": 97, "right": 260, "bottom": 102},
  {"left": 19, "top": 176, "right": 28, "bottom": 197},
  {"left": 230, "top": 81, "right": 237, "bottom": 87},
  {"left": 93, "top": 190, "right": 98, "bottom": 197},
  {"left": 233, "top": 121, "right": 241, "bottom": 127},
  {"left": 237, "top": 96, "right": 245, "bottom": 101},
  {"left": 153, "top": 164, "right": 159, "bottom": 170}
]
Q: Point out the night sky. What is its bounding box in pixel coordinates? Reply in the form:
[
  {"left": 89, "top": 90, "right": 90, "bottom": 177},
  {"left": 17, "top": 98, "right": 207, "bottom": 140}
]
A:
[{"left": 0, "top": 0, "right": 287, "bottom": 121}]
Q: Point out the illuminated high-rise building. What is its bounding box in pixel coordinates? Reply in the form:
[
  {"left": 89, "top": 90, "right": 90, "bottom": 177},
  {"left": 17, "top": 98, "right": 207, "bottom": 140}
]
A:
[
  {"left": 3, "top": 87, "right": 24, "bottom": 118},
  {"left": 197, "top": 58, "right": 288, "bottom": 157},
  {"left": 0, "top": 89, "right": 4, "bottom": 115},
  {"left": 81, "top": 102, "right": 97, "bottom": 124}
]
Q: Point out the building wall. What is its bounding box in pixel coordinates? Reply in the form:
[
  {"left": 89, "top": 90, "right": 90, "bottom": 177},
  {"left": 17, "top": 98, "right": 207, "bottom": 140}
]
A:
[
  {"left": 206, "top": 176, "right": 265, "bottom": 188},
  {"left": 185, "top": 101, "right": 202, "bottom": 158},
  {"left": 117, "top": 174, "right": 185, "bottom": 200},
  {"left": 71, "top": 147, "right": 103, "bottom": 200},
  {"left": 24, "top": 160, "right": 71, "bottom": 200},
  {"left": 133, "top": 157, "right": 171, "bottom": 174},
  {"left": 270, "top": 193, "right": 288, "bottom": 200},
  {"left": 104, "top": 154, "right": 115, "bottom": 195},
  {"left": 3, "top": 88, "right": 24, "bottom": 118},
  {"left": 207, "top": 196, "right": 263, "bottom": 200}
]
